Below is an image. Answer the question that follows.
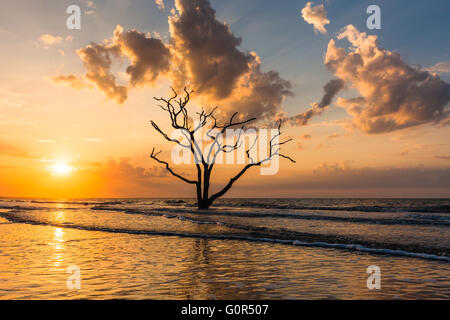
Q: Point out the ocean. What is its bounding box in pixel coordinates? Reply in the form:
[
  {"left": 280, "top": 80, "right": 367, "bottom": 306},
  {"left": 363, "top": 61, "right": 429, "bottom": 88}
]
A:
[{"left": 0, "top": 198, "right": 449, "bottom": 299}]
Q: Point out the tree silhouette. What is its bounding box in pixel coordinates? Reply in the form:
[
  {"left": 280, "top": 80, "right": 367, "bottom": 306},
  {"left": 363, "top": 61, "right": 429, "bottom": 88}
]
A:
[{"left": 150, "top": 87, "right": 295, "bottom": 209}]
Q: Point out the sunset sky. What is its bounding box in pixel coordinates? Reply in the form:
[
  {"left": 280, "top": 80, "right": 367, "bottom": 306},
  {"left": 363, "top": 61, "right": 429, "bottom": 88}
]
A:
[{"left": 1, "top": 0, "right": 450, "bottom": 198}]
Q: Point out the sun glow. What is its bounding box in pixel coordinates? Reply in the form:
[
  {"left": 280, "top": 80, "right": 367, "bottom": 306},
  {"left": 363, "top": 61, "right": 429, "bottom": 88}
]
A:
[{"left": 48, "top": 163, "right": 74, "bottom": 177}]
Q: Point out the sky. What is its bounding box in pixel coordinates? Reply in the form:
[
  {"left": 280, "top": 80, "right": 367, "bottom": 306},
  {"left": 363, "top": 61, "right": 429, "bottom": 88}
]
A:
[{"left": 0, "top": 0, "right": 449, "bottom": 198}]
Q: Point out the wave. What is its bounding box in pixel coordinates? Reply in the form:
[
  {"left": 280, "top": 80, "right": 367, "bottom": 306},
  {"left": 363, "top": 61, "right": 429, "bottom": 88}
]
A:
[
  {"left": 0, "top": 205, "right": 86, "bottom": 212},
  {"left": 30, "top": 200, "right": 123, "bottom": 205},
  {"left": 164, "top": 199, "right": 188, "bottom": 205},
  {"left": 0, "top": 205, "right": 41, "bottom": 211},
  {"left": 214, "top": 201, "right": 450, "bottom": 214},
  {"left": 5, "top": 198, "right": 449, "bottom": 214},
  {"left": 1, "top": 210, "right": 448, "bottom": 262},
  {"left": 89, "top": 205, "right": 450, "bottom": 227}
]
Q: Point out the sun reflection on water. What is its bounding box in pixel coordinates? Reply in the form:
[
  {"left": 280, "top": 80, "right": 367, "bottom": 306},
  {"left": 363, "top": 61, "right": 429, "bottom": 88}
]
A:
[{"left": 51, "top": 227, "right": 65, "bottom": 267}]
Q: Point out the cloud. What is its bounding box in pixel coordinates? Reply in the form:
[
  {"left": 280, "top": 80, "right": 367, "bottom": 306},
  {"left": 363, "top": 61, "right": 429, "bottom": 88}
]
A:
[
  {"left": 169, "top": 0, "right": 253, "bottom": 99},
  {"left": 0, "top": 87, "right": 25, "bottom": 108},
  {"left": 39, "top": 34, "right": 63, "bottom": 45},
  {"left": 215, "top": 59, "right": 293, "bottom": 120},
  {"left": 168, "top": 0, "right": 292, "bottom": 120},
  {"left": 325, "top": 25, "right": 450, "bottom": 133},
  {"left": 435, "top": 155, "right": 450, "bottom": 160},
  {"left": 328, "top": 133, "right": 341, "bottom": 139},
  {"left": 56, "top": 25, "right": 171, "bottom": 103},
  {"left": 301, "top": 2, "right": 330, "bottom": 34},
  {"left": 52, "top": 75, "right": 91, "bottom": 90},
  {"left": 113, "top": 25, "right": 171, "bottom": 87},
  {"left": 55, "top": 0, "right": 292, "bottom": 120},
  {"left": 0, "top": 141, "right": 38, "bottom": 159},
  {"left": 426, "top": 61, "right": 450, "bottom": 74},
  {"left": 155, "top": 0, "right": 165, "bottom": 10},
  {"left": 39, "top": 34, "right": 72, "bottom": 48},
  {"left": 56, "top": 25, "right": 170, "bottom": 104},
  {"left": 85, "top": 0, "right": 96, "bottom": 14},
  {"left": 311, "top": 163, "right": 450, "bottom": 189},
  {"left": 77, "top": 41, "right": 128, "bottom": 103},
  {"left": 286, "top": 78, "right": 344, "bottom": 126},
  {"left": 94, "top": 158, "right": 169, "bottom": 181},
  {"left": 276, "top": 162, "right": 450, "bottom": 189},
  {"left": 36, "top": 139, "right": 55, "bottom": 143}
]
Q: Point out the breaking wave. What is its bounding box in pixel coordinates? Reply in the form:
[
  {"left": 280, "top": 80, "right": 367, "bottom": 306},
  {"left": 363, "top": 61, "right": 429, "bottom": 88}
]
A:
[{"left": 1, "top": 207, "right": 448, "bottom": 262}]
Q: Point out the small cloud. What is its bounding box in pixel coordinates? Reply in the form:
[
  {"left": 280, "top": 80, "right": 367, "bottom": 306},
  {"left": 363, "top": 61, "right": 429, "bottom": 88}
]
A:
[
  {"left": 328, "top": 133, "right": 341, "bottom": 139},
  {"left": 155, "top": 0, "right": 165, "bottom": 10},
  {"left": 0, "top": 87, "right": 25, "bottom": 108},
  {"left": 3, "top": 119, "right": 36, "bottom": 126},
  {"left": 426, "top": 61, "right": 450, "bottom": 74},
  {"left": 286, "top": 78, "right": 344, "bottom": 127},
  {"left": 313, "top": 161, "right": 353, "bottom": 174},
  {"left": 435, "top": 155, "right": 450, "bottom": 160},
  {"left": 36, "top": 139, "right": 56, "bottom": 143},
  {"left": 94, "top": 158, "right": 170, "bottom": 181},
  {"left": 85, "top": 1, "right": 96, "bottom": 15},
  {"left": 316, "top": 143, "right": 327, "bottom": 149},
  {"left": 0, "top": 141, "right": 39, "bottom": 159},
  {"left": 302, "top": 134, "right": 312, "bottom": 139},
  {"left": 58, "top": 49, "right": 65, "bottom": 56},
  {"left": 52, "top": 75, "right": 91, "bottom": 90},
  {"left": 39, "top": 34, "right": 63, "bottom": 46},
  {"left": 39, "top": 158, "right": 55, "bottom": 163},
  {"left": 301, "top": 2, "right": 330, "bottom": 34},
  {"left": 39, "top": 34, "right": 72, "bottom": 49}
]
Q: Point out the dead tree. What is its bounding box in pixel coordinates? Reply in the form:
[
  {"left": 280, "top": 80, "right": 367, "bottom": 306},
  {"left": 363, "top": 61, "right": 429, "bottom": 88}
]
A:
[{"left": 150, "top": 87, "right": 295, "bottom": 209}]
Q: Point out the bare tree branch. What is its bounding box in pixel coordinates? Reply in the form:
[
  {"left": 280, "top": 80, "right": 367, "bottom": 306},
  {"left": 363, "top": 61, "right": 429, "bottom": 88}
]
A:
[
  {"left": 149, "top": 88, "right": 295, "bottom": 209},
  {"left": 150, "top": 148, "right": 197, "bottom": 184}
]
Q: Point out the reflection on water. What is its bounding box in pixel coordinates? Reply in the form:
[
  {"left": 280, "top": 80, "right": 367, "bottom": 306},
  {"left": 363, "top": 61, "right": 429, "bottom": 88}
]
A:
[
  {"left": 54, "top": 211, "right": 66, "bottom": 223},
  {"left": 51, "top": 228, "right": 65, "bottom": 268},
  {"left": 0, "top": 222, "right": 449, "bottom": 299}
]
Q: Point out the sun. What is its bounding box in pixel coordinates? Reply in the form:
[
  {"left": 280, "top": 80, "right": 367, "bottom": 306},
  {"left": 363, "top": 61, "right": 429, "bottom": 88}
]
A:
[{"left": 49, "top": 163, "right": 74, "bottom": 177}]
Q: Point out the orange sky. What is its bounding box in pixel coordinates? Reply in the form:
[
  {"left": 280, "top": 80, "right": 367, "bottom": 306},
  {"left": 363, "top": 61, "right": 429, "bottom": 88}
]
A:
[{"left": 1, "top": 0, "right": 449, "bottom": 198}]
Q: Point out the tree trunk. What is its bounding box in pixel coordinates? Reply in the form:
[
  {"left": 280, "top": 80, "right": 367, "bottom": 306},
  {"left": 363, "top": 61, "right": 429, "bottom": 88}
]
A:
[
  {"left": 197, "top": 199, "right": 211, "bottom": 209},
  {"left": 197, "top": 169, "right": 211, "bottom": 209}
]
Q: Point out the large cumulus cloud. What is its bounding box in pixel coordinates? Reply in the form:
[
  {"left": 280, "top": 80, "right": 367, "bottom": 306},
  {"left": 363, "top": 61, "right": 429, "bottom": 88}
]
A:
[
  {"left": 168, "top": 0, "right": 253, "bottom": 99},
  {"left": 55, "top": 26, "right": 171, "bottom": 104},
  {"left": 55, "top": 0, "right": 292, "bottom": 122},
  {"left": 168, "top": 0, "right": 292, "bottom": 120},
  {"left": 325, "top": 25, "right": 450, "bottom": 133}
]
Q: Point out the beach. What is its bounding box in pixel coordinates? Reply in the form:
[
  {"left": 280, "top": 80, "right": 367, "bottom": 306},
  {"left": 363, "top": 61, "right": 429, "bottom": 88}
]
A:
[{"left": 0, "top": 198, "right": 449, "bottom": 299}]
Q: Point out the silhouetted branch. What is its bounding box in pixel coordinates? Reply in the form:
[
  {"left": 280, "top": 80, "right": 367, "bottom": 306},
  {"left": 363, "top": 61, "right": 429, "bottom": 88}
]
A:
[
  {"left": 150, "top": 148, "right": 197, "bottom": 184},
  {"left": 149, "top": 88, "right": 295, "bottom": 209},
  {"left": 209, "top": 120, "right": 295, "bottom": 203}
]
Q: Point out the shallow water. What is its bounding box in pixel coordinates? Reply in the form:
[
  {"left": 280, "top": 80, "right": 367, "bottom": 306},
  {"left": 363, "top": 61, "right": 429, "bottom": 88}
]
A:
[{"left": 0, "top": 198, "right": 449, "bottom": 299}]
